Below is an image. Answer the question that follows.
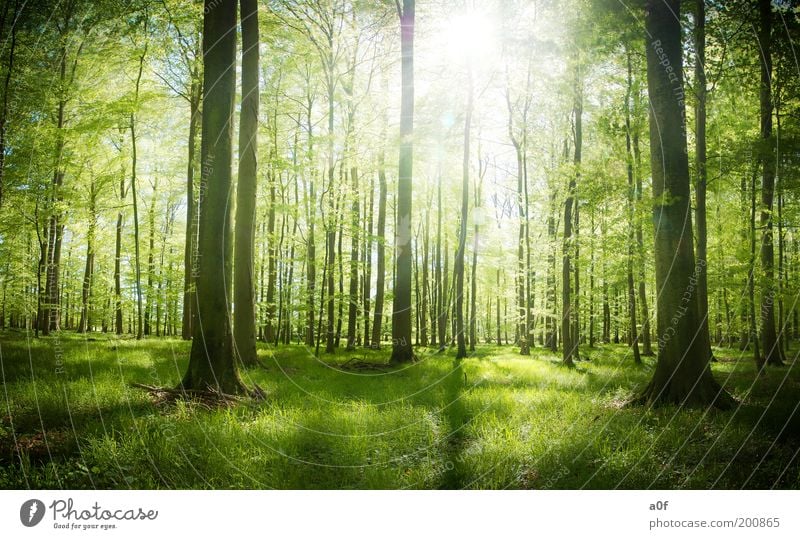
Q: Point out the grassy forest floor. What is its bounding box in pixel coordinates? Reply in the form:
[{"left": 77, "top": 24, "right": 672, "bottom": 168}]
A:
[{"left": 1, "top": 330, "right": 799, "bottom": 489}]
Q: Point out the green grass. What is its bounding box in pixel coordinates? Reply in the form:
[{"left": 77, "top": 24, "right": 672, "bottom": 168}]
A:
[{"left": 1, "top": 329, "right": 799, "bottom": 489}]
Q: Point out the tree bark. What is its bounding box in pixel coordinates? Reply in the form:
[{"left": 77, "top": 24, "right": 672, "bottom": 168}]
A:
[
  {"left": 454, "top": 70, "right": 472, "bottom": 360},
  {"left": 757, "top": 0, "right": 783, "bottom": 367},
  {"left": 625, "top": 46, "right": 641, "bottom": 364},
  {"left": 233, "top": 0, "right": 260, "bottom": 367},
  {"left": 638, "top": 0, "right": 730, "bottom": 408},
  {"left": 182, "top": 0, "right": 247, "bottom": 394},
  {"left": 390, "top": 0, "right": 415, "bottom": 364},
  {"left": 694, "top": 0, "right": 713, "bottom": 364}
]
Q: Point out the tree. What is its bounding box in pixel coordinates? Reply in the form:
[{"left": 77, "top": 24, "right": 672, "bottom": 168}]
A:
[
  {"left": 562, "top": 53, "right": 582, "bottom": 368},
  {"left": 757, "top": 0, "right": 783, "bottom": 367},
  {"left": 693, "top": 0, "right": 713, "bottom": 364},
  {"left": 390, "top": 0, "right": 415, "bottom": 364},
  {"left": 181, "top": 0, "right": 247, "bottom": 394},
  {"left": 637, "top": 0, "right": 730, "bottom": 408},
  {"left": 233, "top": 0, "right": 260, "bottom": 367},
  {"left": 454, "top": 67, "right": 472, "bottom": 360}
]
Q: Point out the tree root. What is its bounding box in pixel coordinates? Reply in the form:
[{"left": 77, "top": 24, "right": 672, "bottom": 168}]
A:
[{"left": 131, "top": 382, "right": 266, "bottom": 408}]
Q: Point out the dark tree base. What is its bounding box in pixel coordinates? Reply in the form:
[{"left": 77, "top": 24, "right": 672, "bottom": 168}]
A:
[
  {"left": 389, "top": 346, "right": 417, "bottom": 365},
  {"left": 632, "top": 377, "right": 734, "bottom": 410}
]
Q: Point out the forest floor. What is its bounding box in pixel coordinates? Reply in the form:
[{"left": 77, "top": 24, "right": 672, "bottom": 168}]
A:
[{"left": 1, "top": 330, "right": 799, "bottom": 489}]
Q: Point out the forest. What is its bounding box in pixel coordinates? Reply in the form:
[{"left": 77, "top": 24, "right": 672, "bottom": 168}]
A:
[{"left": 1, "top": 0, "right": 800, "bottom": 490}]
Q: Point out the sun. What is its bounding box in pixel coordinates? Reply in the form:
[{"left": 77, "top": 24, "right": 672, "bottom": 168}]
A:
[{"left": 443, "top": 10, "right": 498, "bottom": 66}]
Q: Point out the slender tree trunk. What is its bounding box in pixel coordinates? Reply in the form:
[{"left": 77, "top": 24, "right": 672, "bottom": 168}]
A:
[
  {"left": 749, "top": 164, "right": 761, "bottom": 362},
  {"left": 421, "top": 208, "right": 429, "bottom": 347},
  {"left": 562, "top": 62, "right": 582, "bottom": 367},
  {"left": 469, "top": 171, "right": 481, "bottom": 352},
  {"left": 694, "top": 0, "right": 713, "bottom": 364},
  {"left": 454, "top": 71, "right": 472, "bottom": 360},
  {"left": 181, "top": 73, "right": 200, "bottom": 341},
  {"left": 625, "top": 47, "right": 641, "bottom": 364},
  {"left": 363, "top": 175, "right": 374, "bottom": 346},
  {"left": 757, "top": 0, "right": 783, "bottom": 366},
  {"left": 346, "top": 166, "right": 360, "bottom": 349},
  {"left": 371, "top": 137, "right": 388, "bottom": 348},
  {"left": 78, "top": 181, "right": 96, "bottom": 333},
  {"left": 144, "top": 181, "right": 157, "bottom": 336},
  {"left": 130, "top": 23, "right": 148, "bottom": 340}
]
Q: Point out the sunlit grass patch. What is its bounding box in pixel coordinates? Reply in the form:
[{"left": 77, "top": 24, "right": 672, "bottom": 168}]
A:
[{"left": 1, "top": 332, "right": 798, "bottom": 489}]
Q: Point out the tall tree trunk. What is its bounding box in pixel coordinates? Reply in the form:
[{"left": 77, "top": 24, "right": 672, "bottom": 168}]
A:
[
  {"left": 749, "top": 164, "right": 761, "bottom": 362},
  {"left": 346, "top": 166, "right": 360, "bottom": 350},
  {"left": 233, "top": 0, "right": 260, "bottom": 366},
  {"left": 633, "top": 89, "right": 653, "bottom": 356},
  {"left": 694, "top": 0, "right": 713, "bottom": 364},
  {"left": 454, "top": 71, "right": 472, "bottom": 360},
  {"left": 390, "top": 0, "right": 416, "bottom": 364},
  {"left": 436, "top": 169, "right": 446, "bottom": 351},
  {"left": 562, "top": 62, "right": 582, "bottom": 367},
  {"left": 362, "top": 175, "right": 374, "bottom": 347},
  {"left": 625, "top": 47, "right": 641, "bottom": 364},
  {"left": 0, "top": 0, "right": 18, "bottom": 210},
  {"left": 757, "top": 0, "right": 783, "bottom": 367},
  {"left": 130, "top": 20, "right": 148, "bottom": 340},
  {"left": 181, "top": 72, "right": 201, "bottom": 340},
  {"left": 421, "top": 207, "right": 429, "bottom": 347},
  {"left": 114, "top": 172, "right": 125, "bottom": 335},
  {"left": 144, "top": 181, "right": 157, "bottom": 336},
  {"left": 182, "top": 0, "right": 248, "bottom": 394},
  {"left": 43, "top": 44, "right": 69, "bottom": 336},
  {"left": 78, "top": 181, "right": 96, "bottom": 333},
  {"left": 469, "top": 175, "right": 480, "bottom": 352},
  {"left": 638, "top": 0, "right": 730, "bottom": 408},
  {"left": 371, "top": 134, "right": 388, "bottom": 348},
  {"left": 305, "top": 98, "right": 316, "bottom": 347}
]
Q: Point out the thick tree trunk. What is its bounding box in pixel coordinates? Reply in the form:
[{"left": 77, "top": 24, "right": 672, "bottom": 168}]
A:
[
  {"left": 182, "top": 0, "right": 247, "bottom": 394},
  {"left": 637, "top": 0, "right": 730, "bottom": 408},
  {"left": 390, "top": 0, "right": 416, "bottom": 364},
  {"left": 0, "top": 0, "right": 18, "bottom": 211},
  {"left": 233, "top": 0, "right": 260, "bottom": 367}
]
